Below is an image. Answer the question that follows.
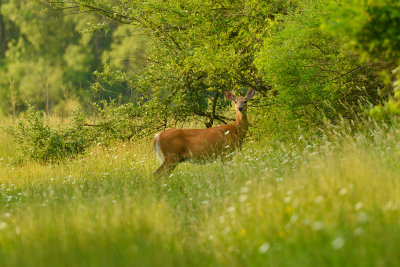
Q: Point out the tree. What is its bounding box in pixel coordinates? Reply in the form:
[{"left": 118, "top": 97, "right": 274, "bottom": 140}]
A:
[
  {"left": 0, "top": 0, "right": 147, "bottom": 116},
  {"left": 39, "top": 0, "right": 390, "bottom": 140},
  {"left": 321, "top": 0, "right": 400, "bottom": 120}
]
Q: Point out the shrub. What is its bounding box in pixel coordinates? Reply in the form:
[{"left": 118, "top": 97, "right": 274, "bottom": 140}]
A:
[
  {"left": 5, "top": 107, "right": 92, "bottom": 162},
  {"left": 5, "top": 102, "right": 166, "bottom": 162}
]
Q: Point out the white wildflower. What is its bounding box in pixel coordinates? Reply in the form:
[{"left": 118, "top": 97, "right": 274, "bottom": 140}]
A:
[
  {"left": 290, "top": 213, "right": 299, "bottom": 223},
  {"left": 227, "top": 206, "right": 236, "bottom": 213},
  {"left": 357, "top": 211, "right": 369, "bottom": 224},
  {"left": 0, "top": 222, "right": 7, "bottom": 230},
  {"left": 355, "top": 202, "right": 363, "bottom": 210},
  {"left": 314, "top": 196, "right": 324, "bottom": 204},
  {"left": 312, "top": 221, "right": 324, "bottom": 231},
  {"left": 240, "top": 187, "right": 249, "bottom": 194},
  {"left": 339, "top": 188, "right": 347, "bottom": 196},
  {"left": 353, "top": 227, "right": 363, "bottom": 236},
  {"left": 284, "top": 196, "right": 291, "bottom": 203},
  {"left": 331, "top": 236, "right": 345, "bottom": 250},
  {"left": 239, "top": 195, "right": 248, "bottom": 203},
  {"left": 258, "top": 242, "right": 270, "bottom": 254}
]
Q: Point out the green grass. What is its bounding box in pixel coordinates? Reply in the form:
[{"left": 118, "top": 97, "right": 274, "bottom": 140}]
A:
[{"left": 0, "top": 121, "right": 399, "bottom": 266}]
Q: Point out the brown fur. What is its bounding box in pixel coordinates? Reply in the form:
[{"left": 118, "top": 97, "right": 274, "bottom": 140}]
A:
[{"left": 153, "top": 89, "right": 255, "bottom": 177}]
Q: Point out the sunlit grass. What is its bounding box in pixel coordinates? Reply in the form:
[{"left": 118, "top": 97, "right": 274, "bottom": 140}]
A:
[{"left": 0, "top": 121, "right": 399, "bottom": 266}]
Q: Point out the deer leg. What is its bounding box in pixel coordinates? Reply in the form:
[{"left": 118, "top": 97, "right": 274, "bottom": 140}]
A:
[{"left": 154, "top": 159, "right": 178, "bottom": 177}]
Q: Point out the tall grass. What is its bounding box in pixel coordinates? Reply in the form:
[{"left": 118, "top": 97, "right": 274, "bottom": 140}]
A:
[{"left": 0, "top": 120, "right": 399, "bottom": 266}]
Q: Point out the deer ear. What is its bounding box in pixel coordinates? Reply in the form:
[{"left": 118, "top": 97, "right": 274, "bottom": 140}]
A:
[
  {"left": 224, "top": 91, "right": 236, "bottom": 101},
  {"left": 246, "top": 88, "right": 255, "bottom": 100}
]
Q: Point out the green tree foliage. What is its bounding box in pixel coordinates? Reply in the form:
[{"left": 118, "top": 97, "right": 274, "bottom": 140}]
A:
[
  {"left": 5, "top": 102, "right": 158, "bottom": 161},
  {"left": 7, "top": 0, "right": 400, "bottom": 161},
  {"left": 321, "top": 0, "right": 400, "bottom": 120},
  {"left": 5, "top": 106, "right": 92, "bottom": 161},
  {"left": 51, "top": 0, "right": 298, "bottom": 129},
  {"left": 254, "top": 0, "right": 387, "bottom": 134},
  {"left": 47, "top": 0, "right": 388, "bottom": 137},
  {"left": 0, "top": 0, "right": 147, "bottom": 116}
]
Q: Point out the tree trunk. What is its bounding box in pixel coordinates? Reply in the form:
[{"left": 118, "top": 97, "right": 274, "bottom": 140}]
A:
[{"left": 205, "top": 91, "right": 219, "bottom": 128}]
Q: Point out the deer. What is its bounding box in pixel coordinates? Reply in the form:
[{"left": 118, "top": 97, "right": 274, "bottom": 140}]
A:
[{"left": 153, "top": 88, "right": 255, "bottom": 176}]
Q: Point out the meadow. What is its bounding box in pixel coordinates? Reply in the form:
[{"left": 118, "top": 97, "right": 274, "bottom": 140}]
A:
[{"left": 0, "top": 119, "right": 399, "bottom": 267}]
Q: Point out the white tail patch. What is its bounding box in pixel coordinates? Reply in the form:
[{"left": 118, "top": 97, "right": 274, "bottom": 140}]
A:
[{"left": 153, "top": 133, "right": 164, "bottom": 163}]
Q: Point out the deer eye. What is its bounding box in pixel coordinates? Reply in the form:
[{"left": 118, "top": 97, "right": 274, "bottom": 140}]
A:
[{"left": 244, "top": 100, "right": 247, "bottom": 104}]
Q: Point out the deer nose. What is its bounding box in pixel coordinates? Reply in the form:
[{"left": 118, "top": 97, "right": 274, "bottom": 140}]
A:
[{"left": 238, "top": 106, "right": 243, "bottom": 112}]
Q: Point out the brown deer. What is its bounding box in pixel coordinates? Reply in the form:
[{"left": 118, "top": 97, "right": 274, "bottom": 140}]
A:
[{"left": 153, "top": 88, "right": 255, "bottom": 176}]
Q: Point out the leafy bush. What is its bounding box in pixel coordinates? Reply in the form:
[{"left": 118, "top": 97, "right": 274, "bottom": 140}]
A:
[
  {"left": 322, "top": 0, "right": 400, "bottom": 119},
  {"left": 5, "top": 107, "right": 92, "bottom": 162},
  {"left": 5, "top": 103, "right": 167, "bottom": 162},
  {"left": 369, "top": 67, "right": 400, "bottom": 120}
]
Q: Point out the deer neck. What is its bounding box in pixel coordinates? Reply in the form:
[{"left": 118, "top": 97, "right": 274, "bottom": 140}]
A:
[{"left": 234, "top": 111, "right": 248, "bottom": 135}]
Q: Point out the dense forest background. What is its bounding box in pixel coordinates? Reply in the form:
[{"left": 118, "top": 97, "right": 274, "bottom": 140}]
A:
[
  {"left": 0, "top": 0, "right": 146, "bottom": 116},
  {"left": 1, "top": 0, "right": 400, "bottom": 160},
  {"left": 1, "top": 2, "right": 400, "bottom": 265}
]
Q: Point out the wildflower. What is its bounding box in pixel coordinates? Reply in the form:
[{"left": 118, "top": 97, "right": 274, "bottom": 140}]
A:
[
  {"left": 384, "top": 201, "right": 394, "bottom": 211},
  {"left": 357, "top": 211, "right": 369, "bottom": 224},
  {"left": 240, "top": 187, "right": 250, "bottom": 194},
  {"left": 285, "top": 206, "right": 293, "bottom": 214},
  {"left": 0, "top": 222, "right": 7, "bottom": 230},
  {"left": 339, "top": 188, "right": 347, "bottom": 196},
  {"left": 227, "top": 206, "right": 235, "bottom": 213},
  {"left": 239, "top": 195, "right": 248, "bottom": 203},
  {"left": 314, "top": 196, "right": 324, "bottom": 204},
  {"left": 258, "top": 242, "right": 270, "bottom": 254},
  {"left": 240, "top": 228, "right": 247, "bottom": 236},
  {"left": 353, "top": 227, "right": 363, "bottom": 236},
  {"left": 312, "top": 221, "right": 324, "bottom": 231},
  {"left": 331, "top": 236, "right": 345, "bottom": 250},
  {"left": 355, "top": 202, "right": 363, "bottom": 210},
  {"left": 290, "top": 213, "right": 299, "bottom": 223},
  {"left": 223, "top": 226, "right": 231, "bottom": 234}
]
